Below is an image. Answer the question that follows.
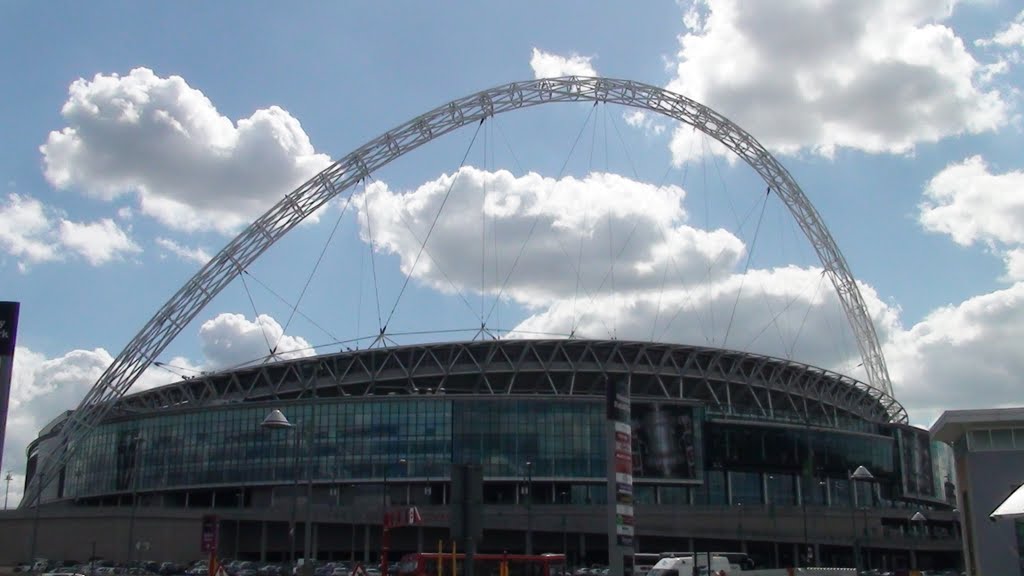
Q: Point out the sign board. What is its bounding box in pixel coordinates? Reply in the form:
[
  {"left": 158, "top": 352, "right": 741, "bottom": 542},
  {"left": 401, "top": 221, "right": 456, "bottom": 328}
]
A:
[
  {"left": 384, "top": 506, "right": 423, "bottom": 528},
  {"left": 607, "top": 379, "right": 635, "bottom": 548},
  {"left": 0, "top": 301, "right": 19, "bottom": 474},
  {"left": 352, "top": 565, "right": 367, "bottom": 576},
  {"left": 0, "top": 302, "right": 18, "bottom": 357},
  {"left": 200, "top": 514, "right": 219, "bottom": 553}
]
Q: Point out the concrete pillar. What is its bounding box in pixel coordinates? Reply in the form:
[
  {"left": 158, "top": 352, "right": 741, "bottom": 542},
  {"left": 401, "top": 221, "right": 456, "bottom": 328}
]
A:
[
  {"left": 313, "top": 523, "right": 319, "bottom": 562},
  {"left": 260, "top": 521, "right": 268, "bottom": 562},
  {"left": 579, "top": 533, "right": 586, "bottom": 563},
  {"left": 417, "top": 525, "right": 424, "bottom": 553},
  {"left": 813, "top": 543, "right": 820, "bottom": 567},
  {"left": 792, "top": 543, "right": 799, "bottom": 569},
  {"left": 772, "top": 542, "right": 779, "bottom": 568},
  {"left": 910, "top": 549, "right": 917, "bottom": 571},
  {"left": 364, "top": 524, "right": 371, "bottom": 564}
]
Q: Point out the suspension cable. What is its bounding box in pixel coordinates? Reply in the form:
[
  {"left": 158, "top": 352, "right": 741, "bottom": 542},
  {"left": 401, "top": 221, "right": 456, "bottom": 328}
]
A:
[
  {"left": 272, "top": 188, "right": 357, "bottom": 355},
  {"left": 722, "top": 187, "right": 770, "bottom": 347},
  {"left": 362, "top": 180, "right": 385, "bottom": 333},
  {"left": 482, "top": 102, "right": 599, "bottom": 328},
  {"left": 242, "top": 269, "right": 340, "bottom": 343},
  {"left": 381, "top": 118, "right": 485, "bottom": 332}
]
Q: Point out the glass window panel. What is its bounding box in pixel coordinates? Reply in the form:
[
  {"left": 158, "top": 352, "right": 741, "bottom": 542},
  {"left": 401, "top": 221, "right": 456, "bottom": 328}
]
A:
[{"left": 991, "top": 429, "right": 1014, "bottom": 450}]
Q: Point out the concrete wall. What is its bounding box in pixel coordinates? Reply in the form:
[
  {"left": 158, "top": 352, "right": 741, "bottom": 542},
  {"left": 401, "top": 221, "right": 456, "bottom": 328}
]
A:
[
  {"left": 0, "top": 502, "right": 961, "bottom": 566},
  {"left": 962, "top": 449, "right": 1024, "bottom": 576}
]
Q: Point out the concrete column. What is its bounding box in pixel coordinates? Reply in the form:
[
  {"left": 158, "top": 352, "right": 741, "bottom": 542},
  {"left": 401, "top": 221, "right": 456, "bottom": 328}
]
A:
[
  {"left": 417, "top": 525, "right": 424, "bottom": 553},
  {"left": 313, "top": 523, "right": 319, "bottom": 563},
  {"left": 792, "top": 543, "right": 799, "bottom": 569},
  {"left": 772, "top": 542, "right": 779, "bottom": 568},
  {"left": 910, "top": 549, "right": 917, "bottom": 571},
  {"left": 813, "top": 544, "right": 820, "bottom": 568},
  {"left": 364, "top": 524, "right": 371, "bottom": 564},
  {"left": 260, "top": 521, "right": 268, "bottom": 563},
  {"left": 579, "top": 533, "right": 586, "bottom": 563}
]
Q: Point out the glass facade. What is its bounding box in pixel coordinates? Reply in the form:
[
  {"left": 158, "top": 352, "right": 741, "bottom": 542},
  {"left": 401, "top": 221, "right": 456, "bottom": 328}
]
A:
[{"left": 50, "top": 394, "right": 942, "bottom": 514}]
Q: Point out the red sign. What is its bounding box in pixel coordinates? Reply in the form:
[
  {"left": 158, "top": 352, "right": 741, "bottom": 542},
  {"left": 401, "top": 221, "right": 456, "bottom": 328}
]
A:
[
  {"left": 383, "top": 507, "right": 423, "bottom": 528},
  {"left": 200, "top": 515, "right": 219, "bottom": 553}
]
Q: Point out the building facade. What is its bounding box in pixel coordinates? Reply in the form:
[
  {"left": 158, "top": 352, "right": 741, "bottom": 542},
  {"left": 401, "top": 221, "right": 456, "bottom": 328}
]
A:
[
  {"left": 2, "top": 340, "right": 962, "bottom": 571},
  {"left": 932, "top": 408, "right": 1024, "bottom": 575}
]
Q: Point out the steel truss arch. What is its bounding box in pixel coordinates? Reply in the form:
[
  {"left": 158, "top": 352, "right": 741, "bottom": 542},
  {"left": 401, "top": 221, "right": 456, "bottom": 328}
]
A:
[{"left": 25, "top": 76, "right": 899, "bottom": 506}]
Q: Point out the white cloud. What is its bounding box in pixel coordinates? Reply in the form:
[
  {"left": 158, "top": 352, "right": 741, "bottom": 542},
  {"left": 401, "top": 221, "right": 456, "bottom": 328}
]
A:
[
  {"left": 666, "top": 0, "right": 1009, "bottom": 160},
  {"left": 41, "top": 68, "right": 332, "bottom": 234},
  {"left": 199, "top": 313, "right": 314, "bottom": 369},
  {"left": 2, "top": 345, "right": 194, "bottom": 505},
  {"left": 976, "top": 10, "right": 1024, "bottom": 48},
  {"left": 360, "top": 167, "right": 745, "bottom": 307},
  {"left": 511, "top": 265, "right": 899, "bottom": 376},
  {"left": 919, "top": 155, "right": 1024, "bottom": 279},
  {"left": 156, "top": 237, "right": 213, "bottom": 265},
  {"left": 0, "top": 193, "right": 141, "bottom": 270},
  {"left": 0, "top": 194, "right": 61, "bottom": 268},
  {"left": 884, "top": 282, "right": 1024, "bottom": 426},
  {"left": 529, "top": 48, "right": 597, "bottom": 79},
  {"left": 58, "top": 218, "right": 140, "bottom": 265},
  {"left": 623, "top": 110, "right": 666, "bottom": 137}
]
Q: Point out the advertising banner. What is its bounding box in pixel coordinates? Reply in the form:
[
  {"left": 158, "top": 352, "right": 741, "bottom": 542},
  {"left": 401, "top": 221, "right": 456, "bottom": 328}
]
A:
[
  {"left": 606, "top": 379, "right": 634, "bottom": 548},
  {"left": 200, "top": 514, "right": 219, "bottom": 553},
  {"left": 630, "top": 402, "right": 702, "bottom": 480}
]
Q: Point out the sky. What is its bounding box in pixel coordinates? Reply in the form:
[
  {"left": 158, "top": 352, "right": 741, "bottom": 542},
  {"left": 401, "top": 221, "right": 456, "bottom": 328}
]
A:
[{"left": 2, "top": 0, "right": 1024, "bottom": 505}]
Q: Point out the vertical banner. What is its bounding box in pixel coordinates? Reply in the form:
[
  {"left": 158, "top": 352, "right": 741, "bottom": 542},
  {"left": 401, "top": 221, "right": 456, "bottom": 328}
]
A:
[
  {"left": 200, "top": 514, "right": 220, "bottom": 553},
  {"left": 606, "top": 378, "right": 635, "bottom": 576},
  {"left": 0, "top": 301, "right": 20, "bottom": 474}
]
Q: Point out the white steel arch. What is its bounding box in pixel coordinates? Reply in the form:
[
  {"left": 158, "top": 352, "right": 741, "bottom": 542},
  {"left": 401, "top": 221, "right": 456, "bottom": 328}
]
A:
[{"left": 24, "top": 77, "right": 897, "bottom": 505}]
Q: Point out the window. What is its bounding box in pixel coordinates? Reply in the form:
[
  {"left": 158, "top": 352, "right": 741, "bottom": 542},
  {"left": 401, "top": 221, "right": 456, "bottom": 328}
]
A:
[
  {"left": 970, "top": 430, "right": 991, "bottom": 450},
  {"left": 991, "top": 429, "right": 1014, "bottom": 450}
]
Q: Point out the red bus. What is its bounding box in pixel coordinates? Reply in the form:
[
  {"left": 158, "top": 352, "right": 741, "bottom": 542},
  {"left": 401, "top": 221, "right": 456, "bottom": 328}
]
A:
[{"left": 395, "top": 553, "right": 566, "bottom": 576}]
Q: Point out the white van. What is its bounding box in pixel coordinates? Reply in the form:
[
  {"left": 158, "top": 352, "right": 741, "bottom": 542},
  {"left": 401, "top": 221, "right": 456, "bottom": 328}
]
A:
[{"left": 647, "top": 556, "right": 731, "bottom": 576}]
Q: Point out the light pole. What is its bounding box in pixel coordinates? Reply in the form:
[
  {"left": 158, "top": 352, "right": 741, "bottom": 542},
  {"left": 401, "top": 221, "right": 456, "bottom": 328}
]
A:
[
  {"left": 382, "top": 457, "right": 406, "bottom": 576},
  {"left": 849, "top": 466, "right": 874, "bottom": 573},
  {"left": 910, "top": 511, "right": 927, "bottom": 571},
  {"left": 524, "top": 461, "right": 533, "bottom": 555},
  {"left": 29, "top": 470, "right": 43, "bottom": 569},
  {"left": 262, "top": 409, "right": 313, "bottom": 576},
  {"left": 127, "top": 434, "right": 146, "bottom": 565},
  {"left": 559, "top": 491, "right": 568, "bottom": 564},
  {"left": 4, "top": 471, "right": 12, "bottom": 510}
]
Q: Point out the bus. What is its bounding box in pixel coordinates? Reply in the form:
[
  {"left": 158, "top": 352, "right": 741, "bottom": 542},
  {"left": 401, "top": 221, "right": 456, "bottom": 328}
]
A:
[{"left": 395, "top": 553, "right": 566, "bottom": 576}]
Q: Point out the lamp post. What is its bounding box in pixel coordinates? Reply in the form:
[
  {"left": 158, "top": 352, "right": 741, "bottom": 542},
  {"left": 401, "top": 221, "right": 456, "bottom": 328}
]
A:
[
  {"left": 262, "top": 409, "right": 313, "bottom": 576},
  {"left": 29, "top": 470, "right": 43, "bottom": 569},
  {"left": 848, "top": 466, "right": 874, "bottom": 573},
  {"left": 4, "top": 471, "right": 11, "bottom": 510},
  {"left": 524, "top": 461, "right": 534, "bottom": 555},
  {"left": 127, "top": 434, "right": 146, "bottom": 565},
  {"left": 382, "top": 457, "right": 406, "bottom": 576},
  {"left": 910, "top": 511, "right": 927, "bottom": 571},
  {"left": 559, "top": 491, "right": 568, "bottom": 563}
]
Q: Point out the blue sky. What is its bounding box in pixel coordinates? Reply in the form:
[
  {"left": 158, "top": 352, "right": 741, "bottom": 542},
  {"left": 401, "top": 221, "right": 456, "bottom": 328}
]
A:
[{"left": 2, "top": 1, "right": 1024, "bottom": 500}]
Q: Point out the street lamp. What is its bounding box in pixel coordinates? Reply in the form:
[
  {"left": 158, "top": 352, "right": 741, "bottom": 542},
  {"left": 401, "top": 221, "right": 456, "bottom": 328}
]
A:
[
  {"left": 29, "top": 470, "right": 44, "bottom": 569},
  {"left": 523, "top": 461, "right": 534, "bottom": 555},
  {"left": 559, "top": 491, "right": 568, "bottom": 563},
  {"left": 261, "top": 409, "right": 313, "bottom": 576},
  {"left": 127, "top": 434, "right": 146, "bottom": 565},
  {"left": 3, "top": 471, "right": 12, "bottom": 510},
  {"left": 382, "top": 457, "right": 406, "bottom": 576},
  {"left": 848, "top": 466, "right": 874, "bottom": 572},
  {"left": 910, "top": 511, "right": 927, "bottom": 572}
]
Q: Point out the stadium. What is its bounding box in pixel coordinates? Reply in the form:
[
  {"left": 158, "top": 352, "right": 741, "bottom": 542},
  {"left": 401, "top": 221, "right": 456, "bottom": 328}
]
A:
[{"left": 0, "top": 79, "right": 963, "bottom": 573}]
